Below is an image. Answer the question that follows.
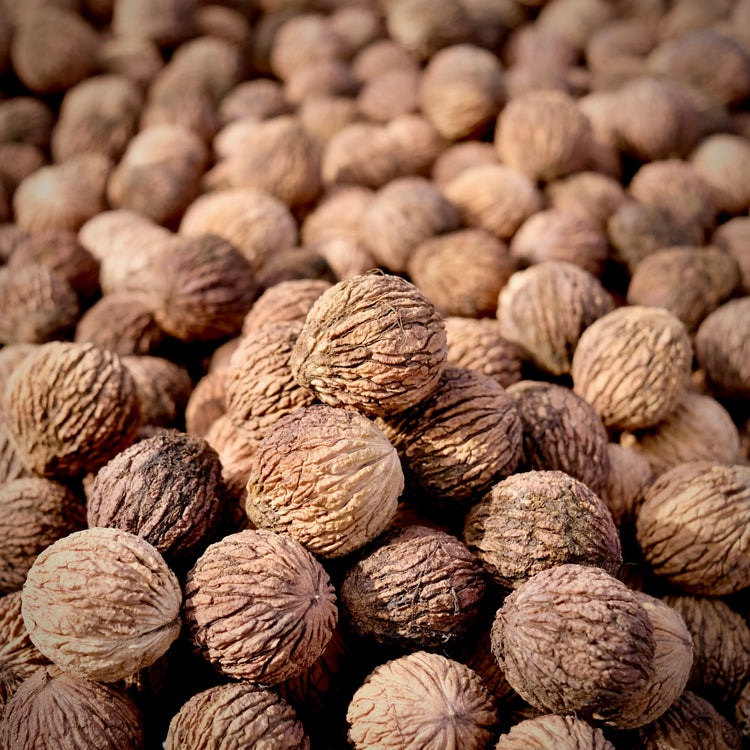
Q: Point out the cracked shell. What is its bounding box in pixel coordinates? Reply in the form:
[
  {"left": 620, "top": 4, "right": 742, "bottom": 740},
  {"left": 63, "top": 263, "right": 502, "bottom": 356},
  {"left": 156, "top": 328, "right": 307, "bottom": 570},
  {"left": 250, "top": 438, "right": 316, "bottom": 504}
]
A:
[{"left": 495, "top": 715, "right": 615, "bottom": 750}]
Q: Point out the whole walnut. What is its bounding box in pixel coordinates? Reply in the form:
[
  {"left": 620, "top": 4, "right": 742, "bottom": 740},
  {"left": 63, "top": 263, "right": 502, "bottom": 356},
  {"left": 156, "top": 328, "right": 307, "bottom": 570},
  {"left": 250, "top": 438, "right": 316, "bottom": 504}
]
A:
[
  {"left": 112, "top": 0, "right": 198, "bottom": 48},
  {"left": 300, "top": 186, "right": 374, "bottom": 245},
  {"left": 571, "top": 306, "right": 693, "bottom": 431},
  {"left": 98, "top": 35, "right": 165, "bottom": 89},
  {"left": 464, "top": 471, "right": 621, "bottom": 591},
  {"left": 713, "top": 215, "right": 750, "bottom": 293},
  {"left": 290, "top": 273, "right": 447, "bottom": 418},
  {"left": 185, "top": 369, "right": 226, "bottom": 438},
  {"left": 495, "top": 715, "right": 615, "bottom": 750},
  {"left": 244, "top": 404, "right": 402, "bottom": 558},
  {"left": 0, "top": 97, "right": 54, "bottom": 149},
  {"left": 545, "top": 171, "right": 628, "bottom": 230},
  {"left": 2, "top": 342, "right": 140, "bottom": 478},
  {"left": 690, "top": 133, "right": 750, "bottom": 215},
  {"left": 357, "top": 67, "right": 419, "bottom": 124},
  {"left": 0, "top": 414, "right": 31, "bottom": 485},
  {"left": 636, "top": 461, "right": 750, "bottom": 596},
  {"left": 183, "top": 528, "right": 337, "bottom": 684},
  {"left": 22, "top": 527, "right": 182, "bottom": 682},
  {"left": 599, "top": 442, "right": 653, "bottom": 529},
  {"left": 219, "top": 79, "right": 289, "bottom": 125},
  {"left": 431, "top": 141, "right": 499, "bottom": 191},
  {"left": 346, "top": 651, "right": 496, "bottom": 750},
  {"left": 1, "top": 666, "right": 145, "bottom": 750}
]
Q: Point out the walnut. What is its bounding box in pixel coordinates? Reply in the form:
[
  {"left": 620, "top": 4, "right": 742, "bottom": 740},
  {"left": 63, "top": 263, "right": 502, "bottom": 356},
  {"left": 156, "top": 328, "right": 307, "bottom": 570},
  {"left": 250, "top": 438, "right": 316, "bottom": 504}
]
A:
[
  {"left": 636, "top": 461, "right": 750, "bottom": 596},
  {"left": 0, "top": 413, "right": 31, "bottom": 485},
  {"left": 713, "top": 216, "right": 750, "bottom": 293},
  {"left": 253, "top": 244, "right": 336, "bottom": 291},
  {"left": 21, "top": 527, "right": 181, "bottom": 682},
  {"left": 111, "top": 0, "right": 198, "bottom": 48},
  {"left": 2, "top": 342, "right": 140, "bottom": 478},
  {"left": 219, "top": 79, "right": 290, "bottom": 125},
  {"left": 505, "top": 25, "right": 579, "bottom": 73},
  {"left": 690, "top": 133, "right": 750, "bottom": 215},
  {"left": 571, "top": 306, "right": 693, "bottom": 431},
  {"left": 305, "top": 236, "right": 377, "bottom": 282},
  {"left": 495, "top": 715, "right": 615, "bottom": 750},
  {"left": 491, "top": 564, "right": 655, "bottom": 719},
  {"left": 346, "top": 651, "right": 496, "bottom": 749},
  {"left": 194, "top": 4, "right": 253, "bottom": 50},
  {"left": 384, "top": 113, "right": 447, "bottom": 178},
  {"left": 599, "top": 442, "right": 653, "bottom": 529},
  {"left": 585, "top": 18, "right": 656, "bottom": 78},
  {"left": 535, "top": 0, "right": 613, "bottom": 51},
  {"left": 283, "top": 58, "right": 360, "bottom": 105},
  {"left": 0, "top": 143, "right": 45, "bottom": 194},
  {"left": 357, "top": 67, "right": 420, "bottom": 124},
  {"left": 300, "top": 186, "right": 373, "bottom": 245},
  {"left": 183, "top": 528, "right": 337, "bottom": 684},
  {"left": 290, "top": 273, "right": 447, "bottom": 417},
  {"left": 545, "top": 171, "right": 628, "bottom": 230},
  {"left": 341, "top": 526, "right": 486, "bottom": 649},
  {"left": 351, "top": 38, "right": 418, "bottom": 82},
  {"left": 0, "top": 97, "right": 54, "bottom": 149},
  {"left": 694, "top": 296, "right": 750, "bottom": 399},
  {"left": 0, "top": 224, "right": 31, "bottom": 264},
  {"left": 328, "top": 4, "right": 382, "bottom": 58},
  {"left": 0, "top": 343, "right": 36, "bottom": 405},
  {"left": 244, "top": 404, "right": 402, "bottom": 558},
  {"left": 165, "top": 682, "right": 310, "bottom": 750},
  {"left": 98, "top": 35, "right": 165, "bottom": 89},
  {"left": 185, "top": 370, "right": 227, "bottom": 438},
  {"left": 431, "top": 141, "right": 499, "bottom": 191}
]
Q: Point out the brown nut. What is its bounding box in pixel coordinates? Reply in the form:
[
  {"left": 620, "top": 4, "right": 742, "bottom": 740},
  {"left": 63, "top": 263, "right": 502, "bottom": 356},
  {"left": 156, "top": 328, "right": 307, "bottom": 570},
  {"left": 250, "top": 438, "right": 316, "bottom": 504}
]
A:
[
  {"left": 599, "top": 442, "right": 653, "bottom": 529},
  {"left": 713, "top": 215, "right": 750, "bottom": 294},
  {"left": 112, "top": 0, "right": 197, "bottom": 48},
  {"left": 495, "top": 715, "right": 615, "bottom": 750},
  {"left": 545, "top": 171, "right": 628, "bottom": 230},
  {"left": 431, "top": 141, "right": 498, "bottom": 191},
  {"left": 0, "top": 412, "right": 32, "bottom": 485},
  {"left": 690, "top": 133, "right": 750, "bottom": 215},
  {"left": 185, "top": 370, "right": 226, "bottom": 438},
  {"left": 0, "top": 97, "right": 54, "bottom": 149}
]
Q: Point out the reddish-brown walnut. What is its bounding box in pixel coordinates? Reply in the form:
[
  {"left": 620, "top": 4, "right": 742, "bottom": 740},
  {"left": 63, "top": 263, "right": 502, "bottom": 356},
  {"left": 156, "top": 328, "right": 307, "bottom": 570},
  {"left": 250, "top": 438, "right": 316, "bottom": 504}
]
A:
[
  {"left": 495, "top": 715, "right": 615, "bottom": 750},
  {"left": 491, "top": 564, "right": 655, "bottom": 719},
  {"left": 346, "top": 651, "right": 496, "bottom": 750},
  {"left": 2, "top": 341, "right": 141, "bottom": 478},
  {"left": 290, "top": 273, "right": 447, "bottom": 418},
  {"left": 22, "top": 527, "right": 182, "bottom": 682},
  {"left": 244, "top": 404, "right": 402, "bottom": 558},
  {"left": 341, "top": 526, "right": 486, "bottom": 649},
  {"left": 165, "top": 682, "right": 310, "bottom": 750},
  {"left": 242, "top": 279, "right": 331, "bottom": 337},
  {"left": 599, "top": 442, "right": 653, "bottom": 529},
  {"left": 183, "top": 528, "right": 337, "bottom": 684},
  {"left": 635, "top": 461, "right": 750, "bottom": 596}
]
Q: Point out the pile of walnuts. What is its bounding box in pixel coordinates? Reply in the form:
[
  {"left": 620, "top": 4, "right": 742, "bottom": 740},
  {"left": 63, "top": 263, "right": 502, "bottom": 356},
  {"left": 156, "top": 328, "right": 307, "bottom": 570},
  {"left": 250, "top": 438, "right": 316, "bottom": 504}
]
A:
[{"left": 1, "top": 0, "right": 750, "bottom": 748}]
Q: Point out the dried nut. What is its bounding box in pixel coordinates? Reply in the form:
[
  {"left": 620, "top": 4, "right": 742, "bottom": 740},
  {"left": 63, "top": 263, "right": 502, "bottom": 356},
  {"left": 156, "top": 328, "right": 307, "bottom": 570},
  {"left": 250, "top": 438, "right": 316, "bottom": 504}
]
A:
[
  {"left": 442, "top": 164, "right": 543, "bottom": 240},
  {"left": 341, "top": 526, "right": 486, "bottom": 649},
  {"left": 621, "top": 392, "right": 742, "bottom": 477},
  {"left": 290, "top": 273, "right": 447, "bottom": 417},
  {"left": 304, "top": 236, "right": 376, "bottom": 282},
  {"left": 491, "top": 564, "right": 655, "bottom": 718},
  {"left": 0, "top": 97, "right": 54, "bottom": 148},
  {"left": 1, "top": 666, "right": 145, "bottom": 750},
  {"left": 535, "top": 0, "right": 612, "bottom": 50},
  {"left": 284, "top": 58, "right": 360, "bottom": 105},
  {"left": 360, "top": 176, "right": 459, "bottom": 273},
  {"left": 219, "top": 79, "right": 290, "bottom": 125},
  {"left": 418, "top": 43, "right": 505, "bottom": 140},
  {"left": 636, "top": 461, "right": 750, "bottom": 596},
  {"left": 494, "top": 89, "right": 593, "bottom": 183},
  {"left": 98, "top": 35, "right": 165, "bottom": 89},
  {"left": 377, "top": 366, "right": 521, "bottom": 504},
  {"left": 545, "top": 171, "right": 627, "bottom": 230},
  {"left": 713, "top": 216, "right": 750, "bottom": 293},
  {"left": 351, "top": 38, "right": 419, "bottom": 82},
  {"left": 0, "top": 224, "right": 31, "bottom": 264},
  {"left": 2, "top": 341, "right": 140, "bottom": 478},
  {"left": 737, "top": 682, "right": 750, "bottom": 741},
  {"left": 0, "top": 477, "right": 86, "bottom": 594},
  {"left": 694, "top": 296, "right": 750, "bottom": 399},
  {"left": 507, "top": 381, "right": 611, "bottom": 495},
  {"left": 663, "top": 594, "right": 750, "bottom": 706},
  {"left": 0, "top": 142, "right": 46, "bottom": 193},
  {"left": 0, "top": 414, "right": 31, "bottom": 485},
  {"left": 357, "top": 67, "right": 420, "bottom": 124},
  {"left": 128, "top": 356, "right": 197, "bottom": 429},
  {"left": 346, "top": 651, "right": 496, "bottom": 750},
  {"left": 634, "top": 690, "right": 742, "bottom": 750},
  {"left": 300, "top": 186, "right": 374, "bottom": 245},
  {"left": 0, "top": 343, "right": 37, "bottom": 403},
  {"left": 383, "top": 112, "right": 446, "bottom": 178},
  {"left": 22, "top": 527, "right": 181, "bottom": 682},
  {"left": 599, "top": 442, "right": 653, "bottom": 529},
  {"left": 585, "top": 18, "right": 656, "bottom": 76},
  {"left": 464, "top": 470, "right": 621, "bottom": 591},
  {"left": 185, "top": 370, "right": 226, "bottom": 438},
  {"left": 328, "top": 4, "right": 383, "bottom": 58},
  {"left": 244, "top": 404, "right": 402, "bottom": 558},
  {"left": 165, "top": 682, "right": 310, "bottom": 750},
  {"left": 690, "top": 133, "right": 750, "bottom": 215},
  {"left": 431, "top": 141, "right": 499, "bottom": 191},
  {"left": 407, "top": 229, "right": 518, "bottom": 318},
  {"left": 194, "top": 4, "right": 253, "bottom": 50},
  {"left": 111, "top": 0, "right": 198, "bottom": 48},
  {"left": 183, "top": 528, "right": 337, "bottom": 684},
  {"left": 242, "top": 279, "right": 331, "bottom": 337},
  {"left": 443, "top": 316, "right": 525, "bottom": 389},
  {"left": 571, "top": 306, "right": 693, "bottom": 431},
  {"left": 626, "top": 246, "right": 739, "bottom": 331},
  {"left": 495, "top": 715, "right": 615, "bottom": 749}
]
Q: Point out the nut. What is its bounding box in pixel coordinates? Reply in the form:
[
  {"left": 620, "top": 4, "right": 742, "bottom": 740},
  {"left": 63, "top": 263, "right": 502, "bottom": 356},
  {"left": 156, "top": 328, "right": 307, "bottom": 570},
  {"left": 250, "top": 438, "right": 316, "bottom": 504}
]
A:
[
  {"left": 495, "top": 715, "right": 615, "bottom": 749},
  {"left": 690, "top": 133, "right": 750, "bottom": 215},
  {"left": 713, "top": 215, "right": 750, "bottom": 293},
  {"left": 185, "top": 370, "right": 226, "bottom": 438},
  {"left": 111, "top": 0, "right": 197, "bottom": 48},
  {"left": 545, "top": 171, "right": 627, "bottom": 230},
  {"left": 0, "top": 413, "right": 31, "bottom": 485},
  {"left": 0, "top": 97, "right": 54, "bottom": 148},
  {"left": 357, "top": 67, "right": 419, "bottom": 124},
  {"left": 218, "top": 79, "right": 289, "bottom": 125},
  {"left": 300, "top": 186, "right": 373, "bottom": 245},
  {"left": 431, "top": 140, "right": 499, "bottom": 190},
  {"left": 599, "top": 442, "right": 653, "bottom": 529}
]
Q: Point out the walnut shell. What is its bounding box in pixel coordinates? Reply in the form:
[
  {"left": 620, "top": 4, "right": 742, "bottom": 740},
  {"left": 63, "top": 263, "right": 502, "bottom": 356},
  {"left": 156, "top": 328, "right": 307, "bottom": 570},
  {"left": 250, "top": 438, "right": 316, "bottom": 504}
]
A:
[
  {"left": 284, "top": 58, "right": 360, "bottom": 105},
  {"left": 599, "top": 442, "right": 653, "bottom": 529},
  {"left": 2, "top": 342, "right": 141, "bottom": 478},
  {"left": 304, "top": 235, "right": 377, "bottom": 282},
  {"left": 22, "top": 527, "right": 181, "bottom": 682},
  {"left": 346, "top": 651, "right": 496, "bottom": 750},
  {"left": 357, "top": 67, "right": 419, "bottom": 124},
  {"left": 571, "top": 306, "right": 693, "bottom": 431},
  {"left": 290, "top": 273, "right": 447, "bottom": 417},
  {"left": 183, "top": 528, "right": 337, "bottom": 684},
  {"left": 690, "top": 133, "right": 750, "bottom": 215},
  {"left": 165, "top": 682, "right": 310, "bottom": 750},
  {"left": 535, "top": 0, "right": 613, "bottom": 51},
  {"left": 351, "top": 38, "right": 419, "bottom": 82},
  {"left": 0, "top": 143, "right": 45, "bottom": 193},
  {"left": 0, "top": 97, "right": 54, "bottom": 149},
  {"left": 0, "top": 413, "right": 31, "bottom": 485},
  {"left": 491, "top": 564, "right": 655, "bottom": 718},
  {"left": 111, "top": 0, "right": 198, "bottom": 47},
  {"left": 431, "top": 141, "right": 499, "bottom": 191},
  {"left": 495, "top": 715, "right": 615, "bottom": 750},
  {"left": 1, "top": 666, "right": 145, "bottom": 750},
  {"left": 244, "top": 404, "right": 402, "bottom": 558},
  {"left": 0, "top": 343, "right": 36, "bottom": 404},
  {"left": 636, "top": 461, "right": 750, "bottom": 595},
  {"left": 300, "top": 186, "right": 374, "bottom": 245},
  {"left": 98, "top": 35, "right": 165, "bottom": 89},
  {"left": 545, "top": 171, "right": 628, "bottom": 230},
  {"left": 218, "top": 79, "right": 290, "bottom": 125},
  {"left": 185, "top": 370, "right": 226, "bottom": 438},
  {"left": 0, "top": 224, "right": 31, "bottom": 264},
  {"left": 341, "top": 526, "right": 486, "bottom": 649},
  {"left": 713, "top": 215, "right": 750, "bottom": 293}
]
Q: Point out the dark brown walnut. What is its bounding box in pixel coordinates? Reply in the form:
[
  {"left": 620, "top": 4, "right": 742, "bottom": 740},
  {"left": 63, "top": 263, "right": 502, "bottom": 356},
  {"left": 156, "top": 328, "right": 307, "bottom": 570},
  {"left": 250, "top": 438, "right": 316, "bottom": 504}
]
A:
[
  {"left": 0, "top": 477, "right": 86, "bottom": 593},
  {"left": 347, "top": 651, "right": 496, "bottom": 750},
  {"left": 444, "top": 316, "right": 525, "bottom": 389},
  {"left": 497, "top": 261, "right": 614, "bottom": 377},
  {"left": 600, "top": 443, "right": 653, "bottom": 529},
  {"left": 663, "top": 594, "right": 750, "bottom": 706},
  {"left": 713, "top": 215, "right": 750, "bottom": 293},
  {"left": 545, "top": 171, "right": 628, "bottom": 230},
  {"left": 634, "top": 690, "right": 742, "bottom": 750},
  {"left": 0, "top": 264, "right": 79, "bottom": 345},
  {"left": 183, "top": 528, "right": 337, "bottom": 684},
  {"left": 491, "top": 564, "right": 655, "bottom": 718},
  {"left": 244, "top": 404, "right": 402, "bottom": 558},
  {"left": 636, "top": 461, "right": 750, "bottom": 596},
  {"left": 626, "top": 246, "right": 739, "bottom": 331},
  {"left": 377, "top": 366, "right": 522, "bottom": 505},
  {"left": 0, "top": 591, "right": 49, "bottom": 708},
  {"left": 690, "top": 133, "right": 750, "bottom": 216},
  {"left": 111, "top": 0, "right": 198, "bottom": 48},
  {"left": 87, "top": 431, "right": 225, "bottom": 566},
  {"left": 165, "top": 682, "right": 310, "bottom": 750},
  {"left": 407, "top": 229, "right": 518, "bottom": 319},
  {"left": 507, "top": 382, "right": 611, "bottom": 496},
  {"left": 341, "top": 526, "right": 486, "bottom": 650},
  {"left": 290, "top": 273, "right": 447, "bottom": 417},
  {"left": 430, "top": 141, "right": 499, "bottom": 191},
  {"left": 620, "top": 392, "right": 742, "bottom": 477},
  {"left": 185, "top": 370, "right": 226, "bottom": 438},
  {"left": 464, "top": 471, "right": 621, "bottom": 591},
  {"left": 2, "top": 341, "right": 140, "bottom": 478},
  {"left": 694, "top": 296, "right": 750, "bottom": 399},
  {"left": 495, "top": 715, "right": 615, "bottom": 750},
  {"left": 571, "top": 306, "right": 693, "bottom": 431},
  {"left": 0, "top": 97, "right": 54, "bottom": 149},
  {"left": 253, "top": 244, "right": 336, "bottom": 290},
  {"left": 22, "top": 527, "right": 181, "bottom": 682}
]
